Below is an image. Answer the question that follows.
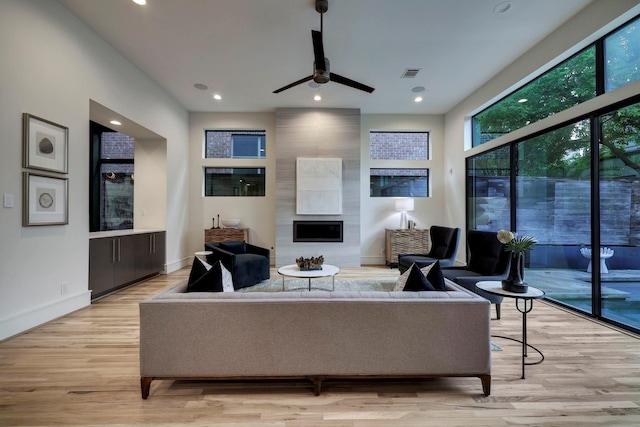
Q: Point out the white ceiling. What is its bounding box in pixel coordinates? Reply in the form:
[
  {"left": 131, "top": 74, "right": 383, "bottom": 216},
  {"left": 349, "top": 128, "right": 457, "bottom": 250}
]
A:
[{"left": 59, "top": 0, "right": 594, "bottom": 115}]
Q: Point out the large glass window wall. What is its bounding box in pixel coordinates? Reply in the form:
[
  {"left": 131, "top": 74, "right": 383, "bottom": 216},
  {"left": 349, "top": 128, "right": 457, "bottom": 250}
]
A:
[
  {"left": 467, "top": 103, "right": 640, "bottom": 333},
  {"left": 516, "top": 121, "right": 593, "bottom": 313},
  {"left": 466, "top": 13, "right": 640, "bottom": 333},
  {"left": 599, "top": 102, "right": 640, "bottom": 328}
]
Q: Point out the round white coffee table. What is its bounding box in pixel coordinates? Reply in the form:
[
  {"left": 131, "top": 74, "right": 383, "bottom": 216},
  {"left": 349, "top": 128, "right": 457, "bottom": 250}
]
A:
[{"left": 277, "top": 264, "right": 340, "bottom": 291}]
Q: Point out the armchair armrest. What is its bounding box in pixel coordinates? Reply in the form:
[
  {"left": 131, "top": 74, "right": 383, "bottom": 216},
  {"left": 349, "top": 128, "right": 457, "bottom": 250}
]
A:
[
  {"left": 246, "top": 243, "right": 270, "bottom": 259},
  {"left": 398, "top": 252, "right": 429, "bottom": 258},
  {"left": 203, "top": 244, "right": 236, "bottom": 272}
]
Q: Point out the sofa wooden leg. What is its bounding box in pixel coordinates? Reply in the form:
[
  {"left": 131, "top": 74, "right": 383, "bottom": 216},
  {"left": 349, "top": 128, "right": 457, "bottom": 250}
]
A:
[
  {"left": 480, "top": 375, "right": 491, "bottom": 396},
  {"left": 495, "top": 303, "right": 501, "bottom": 320},
  {"left": 309, "top": 376, "right": 327, "bottom": 396},
  {"left": 141, "top": 377, "right": 153, "bottom": 399}
]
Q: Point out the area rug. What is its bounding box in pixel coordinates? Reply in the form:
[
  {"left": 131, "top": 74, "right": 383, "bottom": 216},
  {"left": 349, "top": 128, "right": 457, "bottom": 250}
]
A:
[{"left": 490, "top": 342, "right": 502, "bottom": 351}]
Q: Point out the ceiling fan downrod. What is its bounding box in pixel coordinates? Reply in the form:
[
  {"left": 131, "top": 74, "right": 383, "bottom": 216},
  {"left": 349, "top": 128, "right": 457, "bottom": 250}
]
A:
[{"left": 316, "top": 0, "right": 327, "bottom": 33}]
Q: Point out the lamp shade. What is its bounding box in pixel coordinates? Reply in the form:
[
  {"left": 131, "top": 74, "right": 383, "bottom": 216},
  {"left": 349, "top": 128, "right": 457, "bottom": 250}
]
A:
[{"left": 395, "top": 198, "right": 414, "bottom": 212}]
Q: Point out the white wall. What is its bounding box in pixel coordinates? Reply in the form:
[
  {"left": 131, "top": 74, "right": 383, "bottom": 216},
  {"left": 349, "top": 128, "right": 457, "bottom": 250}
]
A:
[
  {"left": 188, "top": 113, "right": 277, "bottom": 261},
  {"left": 360, "top": 114, "right": 445, "bottom": 265},
  {"left": 134, "top": 139, "right": 167, "bottom": 231},
  {"left": 188, "top": 111, "right": 445, "bottom": 266},
  {"left": 443, "top": 0, "right": 640, "bottom": 263},
  {"left": 0, "top": 0, "right": 189, "bottom": 340}
]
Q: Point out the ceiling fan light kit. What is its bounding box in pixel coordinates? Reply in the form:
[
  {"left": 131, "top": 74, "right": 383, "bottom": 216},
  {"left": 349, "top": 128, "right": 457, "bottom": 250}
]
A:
[{"left": 273, "top": 0, "right": 375, "bottom": 94}]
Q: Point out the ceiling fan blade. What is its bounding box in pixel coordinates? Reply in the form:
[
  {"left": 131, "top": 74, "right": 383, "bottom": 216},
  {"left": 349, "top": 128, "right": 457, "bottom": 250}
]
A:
[
  {"left": 273, "top": 75, "right": 314, "bottom": 94},
  {"left": 311, "top": 30, "right": 326, "bottom": 71},
  {"left": 330, "top": 73, "right": 375, "bottom": 93}
]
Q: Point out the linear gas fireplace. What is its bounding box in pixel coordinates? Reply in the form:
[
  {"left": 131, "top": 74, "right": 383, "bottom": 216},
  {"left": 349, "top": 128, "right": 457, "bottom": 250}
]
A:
[{"left": 293, "top": 221, "right": 343, "bottom": 243}]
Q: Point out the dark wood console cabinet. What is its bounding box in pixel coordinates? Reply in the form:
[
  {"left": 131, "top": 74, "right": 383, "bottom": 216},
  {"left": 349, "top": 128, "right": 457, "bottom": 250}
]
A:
[{"left": 89, "top": 231, "right": 165, "bottom": 299}]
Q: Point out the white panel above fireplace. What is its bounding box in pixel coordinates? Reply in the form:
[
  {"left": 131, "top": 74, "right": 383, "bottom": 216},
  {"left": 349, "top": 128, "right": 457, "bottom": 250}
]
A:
[{"left": 296, "top": 157, "right": 342, "bottom": 215}]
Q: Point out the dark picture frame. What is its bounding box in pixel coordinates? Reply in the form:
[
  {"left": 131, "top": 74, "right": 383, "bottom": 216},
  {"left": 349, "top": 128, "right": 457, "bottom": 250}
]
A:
[{"left": 23, "top": 113, "right": 69, "bottom": 174}]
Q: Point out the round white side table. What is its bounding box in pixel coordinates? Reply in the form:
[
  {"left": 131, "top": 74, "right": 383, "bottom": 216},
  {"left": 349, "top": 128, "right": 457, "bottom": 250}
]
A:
[
  {"left": 194, "top": 251, "right": 212, "bottom": 262},
  {"left": 476, "top": 281, "right": 545, "bottom": 379}
]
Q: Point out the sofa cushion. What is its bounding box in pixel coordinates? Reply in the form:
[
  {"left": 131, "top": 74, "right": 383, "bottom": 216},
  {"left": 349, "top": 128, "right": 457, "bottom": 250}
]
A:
[
  {"left": 425, "top": 260, "right": 446, "bottom": 291},
  {"left": 403, "top": 263, "right": 437, "bottom": 291},
  {"left": 394, "top": 262, "right": 436, "bottom": 291},
  {"left": 187, "top": 257, "right": 211, "bottom": 285},
  {"left": 468, "top": 256, "right": 499, "bottom": 275},
  {"left": 187, "top": 260, "right": 234, "bottom": 293},
  {"left": 442, "top": 268, "right": 483, "bottom": 282},
  {"left": 219, "top": 241, "right": 246, "bottom": 254}
]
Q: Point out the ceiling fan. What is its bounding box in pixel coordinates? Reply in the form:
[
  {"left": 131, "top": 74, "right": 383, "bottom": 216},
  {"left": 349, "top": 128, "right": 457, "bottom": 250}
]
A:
[{"left": 273, "top": 0, "right": 375, "bottom": 94}]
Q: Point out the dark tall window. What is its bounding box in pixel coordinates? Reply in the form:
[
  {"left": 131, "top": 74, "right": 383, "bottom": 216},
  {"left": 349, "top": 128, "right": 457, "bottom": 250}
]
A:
[{"left": 90, "top": 121, "right": 134, "bottom": 232}]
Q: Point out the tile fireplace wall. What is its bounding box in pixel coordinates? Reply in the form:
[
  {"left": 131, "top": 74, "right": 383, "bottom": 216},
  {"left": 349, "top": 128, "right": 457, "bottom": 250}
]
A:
[{"left": 275, "top": 108, "right": 361, "bottom": 267}]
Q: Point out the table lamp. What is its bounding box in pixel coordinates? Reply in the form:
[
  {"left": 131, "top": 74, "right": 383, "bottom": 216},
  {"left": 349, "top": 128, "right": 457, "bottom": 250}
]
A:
[{"left": 395, "top": 198, "right": 414, "bottom": 229}]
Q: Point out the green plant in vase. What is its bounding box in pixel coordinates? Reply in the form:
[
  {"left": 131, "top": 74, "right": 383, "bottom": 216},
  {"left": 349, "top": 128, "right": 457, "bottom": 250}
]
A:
[{"left": 497, "top": 230, "right": 537, "bottom": 293}]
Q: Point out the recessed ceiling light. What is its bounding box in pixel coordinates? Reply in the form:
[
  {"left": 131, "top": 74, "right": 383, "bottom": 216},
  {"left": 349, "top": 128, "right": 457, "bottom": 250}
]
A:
[
  {"left": 213, "top": 94, "right": 222, "bottom": 100},
  {"left": 132, "top": 0, "right": 147, "bottom": 5},
  {"left": 110, "top": 120, "right": 122, "bottom": 126},
  {"left": 411, "top": 86, "right": 426, "bottom": 93},
  {"left": 314, "top": 95, "right": 322, "bottom": 101},
  {"left": 194, "top": 83, "right": 208, "bottom": 90},
  {"left": 493, "top": 1, "right": 512, "bottom": 14},
  {"left": 518, "top": 98, "right": 528, "bottom": 103},
  {"left": 414, "top": 96, "right": 423, "bottom": 103}
]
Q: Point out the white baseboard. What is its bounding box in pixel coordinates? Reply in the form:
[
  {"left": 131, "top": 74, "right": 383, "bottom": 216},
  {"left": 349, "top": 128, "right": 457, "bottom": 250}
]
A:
[
  {"left": 165, "top": 257, "right": 190, "bottom": 274},
  {"left": 0, "top": 291, "right": 91, "bottom": 342},
  {"left": 361, "top": 256, "right": 386, "bottom": 265}
]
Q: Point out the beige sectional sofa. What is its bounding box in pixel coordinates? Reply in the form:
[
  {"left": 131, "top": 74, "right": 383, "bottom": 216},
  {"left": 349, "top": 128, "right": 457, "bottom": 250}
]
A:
[{"left": 139, "top": 279, "right": 491, "bottom": 398}]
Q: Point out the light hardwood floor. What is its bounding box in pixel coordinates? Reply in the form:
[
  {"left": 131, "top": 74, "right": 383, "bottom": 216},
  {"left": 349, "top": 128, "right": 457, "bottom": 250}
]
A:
[{"left": 2, "top": 266, "right": 640, "bottom": 426}]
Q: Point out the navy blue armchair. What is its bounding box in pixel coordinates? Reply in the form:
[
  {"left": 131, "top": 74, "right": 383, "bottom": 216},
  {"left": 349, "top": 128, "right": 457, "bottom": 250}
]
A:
[
  {"left": 441, "top": 229, "right": 510, "bottom": 319},
  {"left": 398, "top": 226, "right": 461, "bottom": 274},
  {"left": 204, "top": 240, "right": 270, "bottom": 289}
]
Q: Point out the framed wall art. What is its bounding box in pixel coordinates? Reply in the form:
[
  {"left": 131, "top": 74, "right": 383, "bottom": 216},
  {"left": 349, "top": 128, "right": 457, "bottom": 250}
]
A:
[
  {"left": 23, "top": 172, "right": 68, "bottom": 226},
  {"left": 23, "top": 113, "right": 68, "bottom": 174},
  {"left": 296, "top": 157, "right": 343, "bottom": 215}
]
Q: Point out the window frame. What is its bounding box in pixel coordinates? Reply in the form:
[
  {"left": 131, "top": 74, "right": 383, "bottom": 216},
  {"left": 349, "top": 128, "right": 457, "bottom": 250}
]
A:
[
  {"left": 203, "top": 166, "right": 266, "bottom": 197},
  {"left": 204, "top": 129, "right": 266, "bottom": 159},
  {"left": 471, "top": 14, "right": 640, "bottom": 148}
]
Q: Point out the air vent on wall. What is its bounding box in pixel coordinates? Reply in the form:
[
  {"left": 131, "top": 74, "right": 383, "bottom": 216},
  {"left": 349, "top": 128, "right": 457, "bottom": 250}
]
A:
[{"left": 401, "top": 68, "right": 421, "bottom": 78}]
